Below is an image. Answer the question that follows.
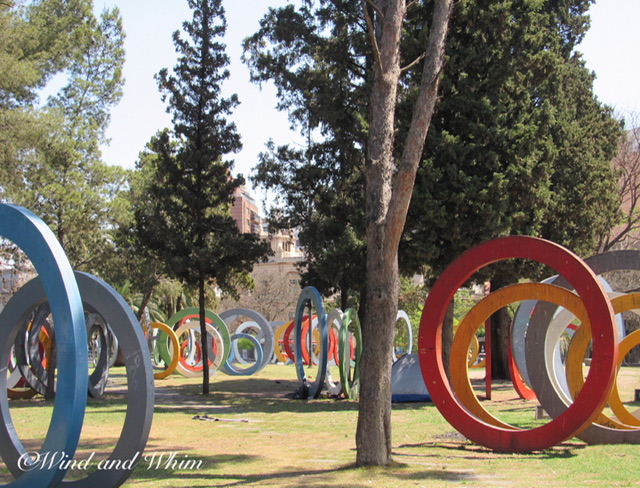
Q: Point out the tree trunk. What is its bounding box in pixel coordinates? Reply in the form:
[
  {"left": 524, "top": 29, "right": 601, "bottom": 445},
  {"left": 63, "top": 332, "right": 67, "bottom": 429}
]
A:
[
  {"left": 199, "top": 272, "right": 210, "bottom": 395},
  {"left": 356, "top": 0, "right": 453, "bottom": 467},
  {"left": 136, "top": 263, "right": 158, "bottom": 322},
  {"left": 490, "top": 305, "right": 511, "bottom": 381}
]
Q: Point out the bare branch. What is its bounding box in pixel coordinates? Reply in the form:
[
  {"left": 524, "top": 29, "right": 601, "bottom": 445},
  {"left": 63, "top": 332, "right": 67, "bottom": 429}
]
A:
[
  {"left": 364, "top": 0, "right": 385, "bottom": 19},
  {"left": 401, "top": 52, "right": 426, "bottom": 73},
  {"left": 362, "top": 0, "right": 383, "bottom": 73},
  {"left": 600, "top": 120, "right": 640, "bottom": 252}
]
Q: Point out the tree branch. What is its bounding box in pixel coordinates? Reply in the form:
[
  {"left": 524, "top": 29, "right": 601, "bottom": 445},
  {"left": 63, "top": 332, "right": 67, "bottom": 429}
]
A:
[
  {"left": 386, "top": 0, "right": 454, "bottom": 252},
  {"left": 364, "top": 0, "right": 385, "bottom": 19},
  {"left": 401, "top": 52, "right": 426, "bottom": 73},
  {"left": 362, "top": 0, "right": 383, "bottom": 73}
]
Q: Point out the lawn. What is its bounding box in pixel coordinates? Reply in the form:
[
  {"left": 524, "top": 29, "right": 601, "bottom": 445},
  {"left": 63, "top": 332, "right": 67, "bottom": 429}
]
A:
[{"left": 2, "top": 364, "right": 640, "bottom": 487}]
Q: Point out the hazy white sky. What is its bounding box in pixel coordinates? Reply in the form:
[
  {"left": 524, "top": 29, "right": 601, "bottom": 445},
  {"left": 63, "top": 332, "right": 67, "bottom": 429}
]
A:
[{"left": 96, "top": 0, "right": 640, "bottom": 203}]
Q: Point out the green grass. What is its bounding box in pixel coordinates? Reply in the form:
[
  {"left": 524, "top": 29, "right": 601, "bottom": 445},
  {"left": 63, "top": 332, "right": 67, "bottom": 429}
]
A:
[{"left": 2, "top": 364, "right": 640, "bottom": 487}]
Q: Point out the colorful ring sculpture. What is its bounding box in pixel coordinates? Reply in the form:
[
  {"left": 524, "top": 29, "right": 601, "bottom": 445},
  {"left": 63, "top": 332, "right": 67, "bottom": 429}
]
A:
[
  {"left": 171, "top": 321, "right": 224, "bottom": 378},
  {"left": 7, "top": 274, "right": 114, "bottom": 399},
  {"left": 150, "top": 322, "right": 179, "bottom": 379},
  {"left": 273, "top": 321, "right": 293, "bottom": 363},
  {"left": 418, "top": 235, "right": 617, "bottom": 453},
  {"left": 167, "top": 308, "right": 231, "bottom": 369},
  {"left": 0, "top": 271, "right": 155, "bottom": 488},
  {"left": 294, "top": 287, "right": 328, "bottom": 399},
  {"left": 394, "top": 310, "right": 412, "bottom": 360},
  {"left": 524, "top": 250, "right": 640, "bottom": 445},
  {"left": 222, "top": 333, "right": 264, "bottom": 376},
  {"left": 219, "top": 308, "right": 274, "bottom": 373},
  {"left": 608, "top": 328, "right": 640, "bottom": 427},
  {"left": 449, "top": 282, "right": 589, "bottom": 430},
  {"left": 0, "top": 204, "right": 154, "bottom": 487}
]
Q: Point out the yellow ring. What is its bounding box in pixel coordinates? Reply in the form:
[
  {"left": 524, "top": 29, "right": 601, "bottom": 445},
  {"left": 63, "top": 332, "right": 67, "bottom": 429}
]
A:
[
  {"left": 565, "top": 293, "right": 640, "bottom": 430},
  {"left": 450, "top": 282, "right": 589, "bottom": 430},
  {"left": 150, "top": 322, "right": 179, "bottom": 379},
  {"left": 609, "top": 328, "right": 640, "bottom": 426}
]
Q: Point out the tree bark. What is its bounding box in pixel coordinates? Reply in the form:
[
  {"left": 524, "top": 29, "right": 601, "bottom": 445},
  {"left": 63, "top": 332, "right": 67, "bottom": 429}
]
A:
[
  {"left": 356, "top": 0, "right": 453, "bottom": 467},
  {"left": 490, "top": 306, "right": 511, "bottom": 380},
  {"left": 199, "top": 272, "right": 210, "bottom": 395}
]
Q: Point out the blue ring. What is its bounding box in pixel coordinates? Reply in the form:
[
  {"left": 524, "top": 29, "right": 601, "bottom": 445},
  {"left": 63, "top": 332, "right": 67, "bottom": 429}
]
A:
[
  {"left": 0, "top": 204, "right": 87, "bottom": 487},
  {"left": 294, "top": 287, "right": 328, "bottom": 399},
  {"left": 220, "top": 333, "right": 264, "bottom": 376}
]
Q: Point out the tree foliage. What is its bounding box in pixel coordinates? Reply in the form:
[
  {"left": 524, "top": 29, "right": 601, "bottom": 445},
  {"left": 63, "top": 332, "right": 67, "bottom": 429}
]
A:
[
  {"left": 398, "top": 0, "right": 622, "bottom": 378},
  {"left": 0, "top": 2, "right": 129, "bottom": 273},
  {"left": 401, "top": 0, "right": 622, "bottom": 281},
  {"left": 244, "top": 1, "right": 369, "bottom": 307},
  {"left": 134, "top": 0, "right": 270, "bottom": 394},
  {"left": 1, "top": 0, "right": 93, "bottom": 186}
]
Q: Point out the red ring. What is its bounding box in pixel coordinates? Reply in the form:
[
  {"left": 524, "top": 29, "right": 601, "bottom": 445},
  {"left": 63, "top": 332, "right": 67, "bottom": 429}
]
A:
[{"left": 418, "top": 236, "right": 617, "bottom": 452}]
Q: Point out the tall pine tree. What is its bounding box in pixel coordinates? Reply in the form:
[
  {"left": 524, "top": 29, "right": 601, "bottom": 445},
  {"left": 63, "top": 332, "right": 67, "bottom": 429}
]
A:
[{"left": 135, "top": 0, "right": 269, "bottom": 394}]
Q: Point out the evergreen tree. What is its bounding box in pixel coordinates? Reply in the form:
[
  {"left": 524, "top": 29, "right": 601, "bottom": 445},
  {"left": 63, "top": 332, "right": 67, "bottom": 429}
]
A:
[
  {"left": 244, "top": 2, "right": 369, "bottom": 308},
  {"left": 135, "top": 0, "right": 270, "bottom": 394},
  {"left": 0, "top": 0, "right": 94, "bottom": 193},
  {"left": 2, "top": 4, "right": 128, "bottom": 273},
  {"left": 400, "top": 0, "right": 622, "bottom": 377}
]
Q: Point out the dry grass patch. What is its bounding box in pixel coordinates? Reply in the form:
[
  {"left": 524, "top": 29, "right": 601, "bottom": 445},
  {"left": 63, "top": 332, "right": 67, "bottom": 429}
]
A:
[{"left": 2, "top": 364, "right": 640, "bottom": 486}]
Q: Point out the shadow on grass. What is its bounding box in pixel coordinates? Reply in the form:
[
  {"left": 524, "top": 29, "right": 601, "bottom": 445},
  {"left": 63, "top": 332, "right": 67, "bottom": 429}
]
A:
[
  {"left": 152, "top": 378, "right": 361, "bottom": 415},
  {"left": 128, "top": 457, "right": 477, "bottom": 488},
  {"left": 393, "top": 440, "right": 587, "bottom": 460}
]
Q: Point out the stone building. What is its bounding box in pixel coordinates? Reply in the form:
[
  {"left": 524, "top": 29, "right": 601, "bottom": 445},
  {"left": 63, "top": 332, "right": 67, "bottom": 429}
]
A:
[{"left": 228, "top": 188, "right": 305, "bottom": 322}]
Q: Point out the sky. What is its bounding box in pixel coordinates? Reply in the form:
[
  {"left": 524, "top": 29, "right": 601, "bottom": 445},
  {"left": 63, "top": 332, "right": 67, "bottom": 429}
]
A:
[{"left": 95, "top": 0, "right": 640, "bottom": 206}]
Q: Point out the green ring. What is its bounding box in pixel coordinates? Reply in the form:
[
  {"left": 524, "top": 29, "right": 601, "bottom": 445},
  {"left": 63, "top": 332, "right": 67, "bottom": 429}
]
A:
[{"left": 339, "top": 308, "right": 362, "bottom": 399}]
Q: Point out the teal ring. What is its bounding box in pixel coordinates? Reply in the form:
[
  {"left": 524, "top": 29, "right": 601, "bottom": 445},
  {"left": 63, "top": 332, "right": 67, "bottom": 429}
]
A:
[
  {"left": 294, "top": 287, "right": 328, "bottom": 399},
  {"left": 0, "top": 204, "right": 87, "bottom": 487},
  {"left": 338, "top": 308, "right": 362, "bottom": 399}
]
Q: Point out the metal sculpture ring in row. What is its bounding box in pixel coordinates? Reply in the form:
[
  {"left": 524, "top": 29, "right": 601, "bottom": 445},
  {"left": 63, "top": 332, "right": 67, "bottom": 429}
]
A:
[
  {"left": 418, "top": 235, "right": 617, "bottom": 453},
  {"left": 294, "top": 287, "right": 328, "bottom": 399},
  {"left": 0, "top": 272, "right": 154, "bottom": 487},
  {"left": 219, "top": 308, "right": 274, "bottom": 374},
  {"left": 0, "top": 204, "right": 88, "bottom": 487},
  {"left": 524, "top": 250, "right": 640, "bottom": 445},
  {"left": 166, "top": 308, "right": 231, "bottom": 375},
  {"left": 149, "top": 322, "right": 180, "bottom": 379},
  {"left": 338, "top": 308, "right": 362, "bottom": 400},
  {"left": 8, "top": 285, "right": 112, "bottom": 399},
  {"left": 0, "top": 204, "right": 154, "bottom": 487}
]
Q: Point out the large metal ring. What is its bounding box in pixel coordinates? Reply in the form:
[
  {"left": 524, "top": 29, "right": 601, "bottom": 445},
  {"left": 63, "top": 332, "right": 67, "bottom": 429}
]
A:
[
  {"left": 219, "top": 308, "right": 274, "bottom": 373},
  {"left": 418, "top": 235, "right": 616, "bottom": 453},
  {"left": 0, "top": 204, "right": 87, "bottom": 487},
  {"left": 0, "top": 271, "right": 154, "bottom": 487},
  {"left": 525, "top": 250, "right": 640, "bottom": 445},
  {"left": 294, "top": 287, "right": 328, "bottom": 399}
]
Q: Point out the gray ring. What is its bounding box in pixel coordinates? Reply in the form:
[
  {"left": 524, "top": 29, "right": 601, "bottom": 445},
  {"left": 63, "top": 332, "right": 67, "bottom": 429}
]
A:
[
  {"left": 219, "top": 308, "right": 274, "bottom": 372},
  {"left": 0, "top": 272, "right": 154, "bottom": 487},
  {"left": 13, "top": 304, "right": 53, "bottom": 396},
  {"left": 85, "top": 314, "right": 110, "bottom": 399},
  {"left": 526, "top": 250, "right": 640, "bottom": 444}
]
